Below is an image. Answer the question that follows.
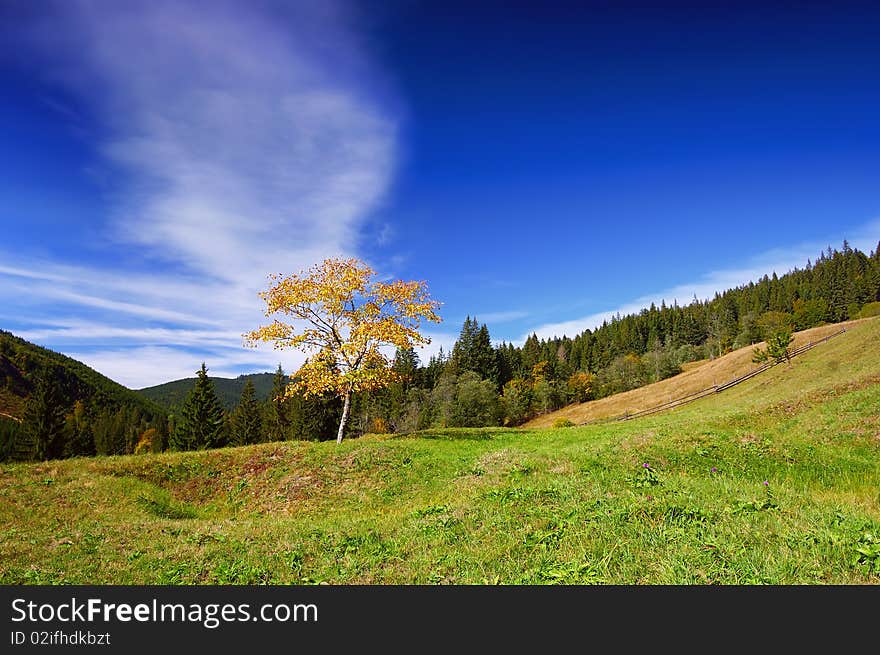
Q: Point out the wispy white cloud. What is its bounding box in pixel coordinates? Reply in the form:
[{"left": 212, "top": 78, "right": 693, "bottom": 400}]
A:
[
  {"left": 472, "top": 310, "right": 529, "bottom": 325},
  {"left": 524, "top": 221, "right": 880, "bottom": 342},
  {"left": 413, "top": 330, "right": 458, "bottom": 364},
  {"left": 376, "top": 223, "right": 395, "bottom": 247},
  {"left": 2, "top": 0, "right": 399, "bottom": 387},
  {"left": 12, "top": 322, "right": 242, "bottom": 349},
  {"left": 71, "top": 0, "right": 396, "bottom": 285}
]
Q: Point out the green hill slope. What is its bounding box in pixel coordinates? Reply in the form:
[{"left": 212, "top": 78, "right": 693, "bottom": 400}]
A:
[
  {"left": 0, "top": 329, "right": 164, "bottom": 421},
  {"left": 1, "top": 318, "right": 878, "bottom": 584},
  {"left": 137, "top": 372, "right": 276, "bottom": 411},
  {"left": 524, "top": 318, "right": 873, "bottom": 428}
]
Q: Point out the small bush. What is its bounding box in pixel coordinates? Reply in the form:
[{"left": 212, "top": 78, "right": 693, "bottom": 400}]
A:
[
  {"left": 134, "top": 428, "right": 157, "bottom": 455},
  {"left": 370, "top": 417, "right": 390, "bottom": 434},
  {"left": 552, "top": 418, "right": 575, "bottom": 429},
  {"left": 858, "top": 301, "right": 880, "bottom": 319}
]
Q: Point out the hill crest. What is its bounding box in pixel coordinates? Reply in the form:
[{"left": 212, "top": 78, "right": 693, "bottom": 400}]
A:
[{"left": 137, "top": 372, "right": 277, "bottom": 411}]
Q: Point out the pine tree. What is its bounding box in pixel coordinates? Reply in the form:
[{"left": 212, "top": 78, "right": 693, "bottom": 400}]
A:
[
  {"left": 474, "top": 324, "right": 498, "bottom": 384},
  {"left": 392, "top": 347, "right": 420, "bottom": 387},
  {"left": 289, "top": 390, "right": 340, "bottom": 440},
  {"left": 450, "top": 316, "right": 479, "bottom": 374},
  {"left": 230, "top": 378, "right": 263, "bottom": 446},
  {"left": 265, "top": 364, "right": 292, "bottom": 441},
  {"left": 520, "top": 333, "right": 541, "bottom": 373},
  {"left": 173, "top": 363, "right": 226, "bottom": 450},
  {"left": 19, "top": 370, "right": 67, "bottom": 461},
  {"left": 63, "top": 399, "right": 95, "bottom": 458}
]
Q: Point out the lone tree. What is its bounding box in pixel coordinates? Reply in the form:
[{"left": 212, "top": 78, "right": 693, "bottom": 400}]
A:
[
  {"left": 752, "top": 328, "right": 794, "bottom": 366},
  {"left": 246, "top": 258, "right": 441, "bottom": 443}
]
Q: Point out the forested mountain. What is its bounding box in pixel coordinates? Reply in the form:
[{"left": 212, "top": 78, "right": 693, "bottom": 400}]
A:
[
  {"left": 138, "top": 372, "right": 276, "bottom": 411},
  {"left": 492, "top": 240, "right": 880, "bottom": 397},
  {"left": 0, "top": 330, "right": 167, "bottom": 461}
]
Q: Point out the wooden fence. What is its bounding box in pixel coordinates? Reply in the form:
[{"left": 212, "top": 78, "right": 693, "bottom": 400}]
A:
[{"left": 575, "top": 327, "right": 847, "bottom": 426}]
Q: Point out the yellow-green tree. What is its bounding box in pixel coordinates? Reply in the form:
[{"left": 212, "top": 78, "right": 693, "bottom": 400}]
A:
[
  {"left": 246, "top": 258, "right": 441, "bottom": 443},
  {"left": 566, "top": 371, "right": 595, "bottom": 403}
]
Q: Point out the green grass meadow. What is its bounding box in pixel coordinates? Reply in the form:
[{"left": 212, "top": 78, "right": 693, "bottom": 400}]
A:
[{"left": 2, "top": 319, "right": 879, "bottom": 585}]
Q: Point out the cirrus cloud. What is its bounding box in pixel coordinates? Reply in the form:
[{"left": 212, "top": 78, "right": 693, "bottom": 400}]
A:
[{"left": 1, "top": 0, "right": 400, "bottom": 387}]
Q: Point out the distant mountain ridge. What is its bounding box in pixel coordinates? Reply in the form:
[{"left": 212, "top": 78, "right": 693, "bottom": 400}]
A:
[{"left": 137, "top": 372, "right": 277, "bottom": 411}]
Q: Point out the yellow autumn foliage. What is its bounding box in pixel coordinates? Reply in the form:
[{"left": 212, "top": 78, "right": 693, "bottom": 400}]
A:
[
  {"left": 134, "top": 428, "right": 157, "bottom": 455},
  {"left": 245, "top": 258, "right": 442, "bottom": 400}
]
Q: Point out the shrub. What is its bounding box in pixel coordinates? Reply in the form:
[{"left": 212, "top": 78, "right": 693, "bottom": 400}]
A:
[
  {"left": 757, "top": 311, "right": 794, "bottom": 340},
  {"left": 566, "top": 372, "right": 595, "bottom": 403},
  {"left": 552, "top": 418, "right": 575, "bottom": 428},
  {"left": 431, "top": 372, "right": 501, "bottom": 428},
  {"left": 502, "top": 377, "right": 533, "bottom": 426},
  {"left": 370, "top": 417, "right": 389, "bottom": 434},
  {"left": 858, "top": 301, "right": 880, "bottom": 319}
]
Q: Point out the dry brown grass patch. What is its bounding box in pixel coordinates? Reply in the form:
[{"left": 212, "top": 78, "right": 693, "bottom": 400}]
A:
[
  {"left": 474, "top": 448, "right": 523, "bottom": 476},
  {"left": 525, "top": 318, "right": 876, "bottom": 429},
  {"left": 618, "top": 430, "right": 657, "bottom": 451},
  {"left": 548, "top": 460, "right": 575, "bottom": 475}
]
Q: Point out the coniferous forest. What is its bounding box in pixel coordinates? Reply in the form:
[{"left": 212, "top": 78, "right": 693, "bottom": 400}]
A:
[{"left": 2, "top": 241, "right": 879, "bottom": 461}]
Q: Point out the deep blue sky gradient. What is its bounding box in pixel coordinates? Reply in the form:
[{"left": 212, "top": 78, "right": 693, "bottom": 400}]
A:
[
  {"left": 366, "top": 1, "right": 880, "bottom": 327},
  {"left": 1, "top": 1, "right": 878, "bottom": 385}
]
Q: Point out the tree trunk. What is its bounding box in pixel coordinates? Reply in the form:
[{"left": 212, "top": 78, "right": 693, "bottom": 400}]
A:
[{"left": 336, "top": 389, "right": 352, "bottom": 444}]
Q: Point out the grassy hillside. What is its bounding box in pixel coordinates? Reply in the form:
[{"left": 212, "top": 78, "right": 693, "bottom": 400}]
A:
[
  {"left": 1, "top": 317, "right": 878, "bottom": 584},
  {"left": 524, "top": 318, "right": 872, "bottom": 428},
  {"left": 137, "top": 372, "right": 276, "bottom": 411},
  {"left": 0, "top": 329, "right": 164, "bottom": 421}
]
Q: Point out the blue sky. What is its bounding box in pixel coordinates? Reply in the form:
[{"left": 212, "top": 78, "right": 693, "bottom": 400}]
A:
[{"left": 1, "top": 0, "right": 878, "bottom": 388}]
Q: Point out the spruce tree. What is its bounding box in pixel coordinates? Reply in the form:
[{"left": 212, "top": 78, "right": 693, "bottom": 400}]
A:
[
  {"left": 423, "top": 347, "right": 447, "bottom": 388},
  {"left": 231, "top": 378, "right": 263, "bottom": 446},
  {"left": 450, "top": 317, "right": 497, "bottom": 382},
  {"left": 392, "top": 346, "right": 420, "bottom": 385},
  {"left": 520, "top": 333, "right": 541, "bottom": 373},
  {"left": 19, "top": 370, "right": 67, "bottom": 461},
  {"left": 387, "top": 347, "right": 420, "bottom": 425},
  {"left": 63, "top": 399, "right": 95, "bottom": 458},
  {"left": 495, "top": 342, "right": 515, "bottom": 389},
  {"left": 450, "top": 316, "right": 479, "bottom": 374},
  {"left": 174, "top": 363, "right": 226, "bottom": 450},
  {"left": 288, "top": 390, "right": 340, "bottom": 440},
  {"left": 265, "top": 364, "right": 291, "bottom": 441},
  {"left": 474, "top": 324, "right": 498, "bottom": 384},
  {"left": 0, "top": 416, "right": 21, "bottom": 462}
]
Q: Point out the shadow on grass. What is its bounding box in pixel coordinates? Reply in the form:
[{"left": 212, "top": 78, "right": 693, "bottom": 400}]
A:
[
  {"left": 136, "top": 489, "right": 200, "bottom": 519},
  {"left": 390, "top": 427, "right": 539, "bottom": 441}
]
